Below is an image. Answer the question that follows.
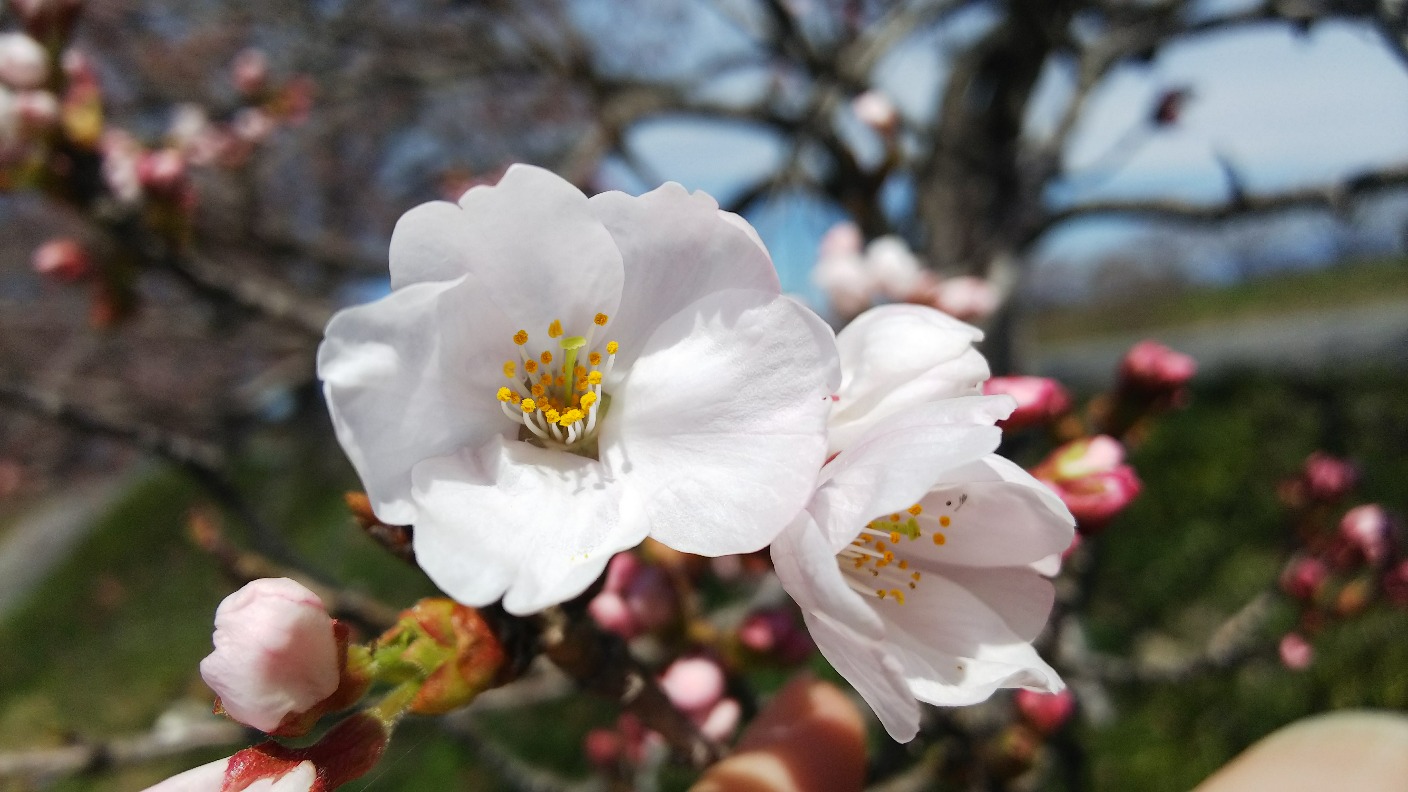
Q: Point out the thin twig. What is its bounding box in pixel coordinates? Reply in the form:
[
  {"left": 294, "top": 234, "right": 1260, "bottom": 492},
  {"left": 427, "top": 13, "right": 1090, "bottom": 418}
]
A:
[{"left": 0, "top": 711, "right": 246, "bottom": 782}]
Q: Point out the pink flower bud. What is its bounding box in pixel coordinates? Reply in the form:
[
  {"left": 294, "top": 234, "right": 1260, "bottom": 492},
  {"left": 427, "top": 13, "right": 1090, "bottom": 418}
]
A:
[
  {"left": 623, "top": 565, "right": 676, "bottom": 632},
  {"left": 697, "top": 697, "right": 742, "bottom": 742},
  {"left": 1040, "top": 435, "right": 1125, "bottom": 481},
  {"left": 1279, "top": 633, "right": 1313, "bottom": 670},
  {"left": 1014, "top": 688, "right": 1075, "bottom": 735},
  {"left": 31, "top": 238, "right": 90, "bottom": 283},
  {"left": 851, "top": 89, "right": 898, "bottom": 135},
  {"left": 984, "top": 376, "right": 1072, "bottom": 431},
  {"left": 1340, "top": 505, "right": 1391, "bottom": 565},
  {"left": 658, "top": 656, "right": 726, "bottom": 717},
  {"left": 818, "top": 221, "right": 862, "bottom": 259},
  {"left": 1302, "top": 452, "right": 1358, "bottom": 502},
  {"left": 137, "top": 147, "right": 187, "bottom": 195},
  {"left": 584, "top": 728, "right": 623, "bottom": 771},
  {"left": 0, "top": 33, "right": 47, "bottom": 90},
  {"left": 813, "top": 248, "right": 875, "bottom": 319},
  {"left": 1062, "top": 467, "right": 1142, "bottom": 533},
  {"left": 865, "top": 236, "right": 926, "bottom": 301},
  {"left": 603, "top": 551, "right": 641, "bottom": 592},
  {"left": 588, "top": 591, "right": 637, "bottom": 637},
  {"left": 1120, "top": 340, "right": 1196, "bottom": 393},
  {"left": 737, "top": 607, "right": 814, "bottom": 665},
  {"left": 234, "top": 106, "right": 275, "bottom": 144},
  {"left": 930, "top": 275, "right": 998, "bottom": 323},
  {"left": 231, "top": 47, "right": 269, "bottom": 97},
  {"left": 1280, "top": 556, "right": 1328, "bottom": 601},
  {"left": 199, "top": 578, "right": 340, "bottom": 733}
]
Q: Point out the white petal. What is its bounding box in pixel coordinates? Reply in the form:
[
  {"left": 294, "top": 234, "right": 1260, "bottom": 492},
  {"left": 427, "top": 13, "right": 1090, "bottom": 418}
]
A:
[
  {"left": 810, "top": 409, "right": 1003, "bottom": 552},
  {"left": 881, "top": 566, "right": 1062, "bottom": 703},
  {"left": 587, "top": 183, "right": 779, "bottom": 368},
  {"left": 914, "top": 478, "right": 1074, "bottom": 567},
  {"left": 391, "top": 164, "right": 624, "bottom": 336},
  {"left": 830, "top": 305, "right": 991, "bottom": 452},
  {"left": 410, "top": 438, "right": 647, "bottom": 615},
  {"left": 602, "top": 289, "right": 837, "bottom": 556},
  {"left": 317, "top": 277, "right": 515, "bottom": 524},
  {"left": 771, "top": 512, "right": 884, "bottom": 640},
  {"left": 941, "top": 454, "right": 1073, "bottom": 526},
  {"left": 804, "top": 610, "right": 919, "bottom": 742},
  {"left": 143, "top": 757, "right": 229, "bottom": 792}
]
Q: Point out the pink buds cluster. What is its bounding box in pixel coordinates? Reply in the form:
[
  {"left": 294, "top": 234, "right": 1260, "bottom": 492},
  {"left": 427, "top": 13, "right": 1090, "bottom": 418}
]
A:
[{"left": 588, "top": 552, "right": 678, "bottom": 639}]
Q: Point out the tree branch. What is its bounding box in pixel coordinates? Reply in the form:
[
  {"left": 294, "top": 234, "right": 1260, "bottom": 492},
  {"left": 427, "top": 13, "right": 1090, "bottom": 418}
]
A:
[{"left": 0, "top": 711, "right": 246, "bottom": 782}]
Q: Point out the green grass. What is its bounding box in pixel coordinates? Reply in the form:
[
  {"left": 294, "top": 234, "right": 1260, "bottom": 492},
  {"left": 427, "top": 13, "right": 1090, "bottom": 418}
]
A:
[{"left": 1029, "top": 258, "right": 1408, "bottom": 342}]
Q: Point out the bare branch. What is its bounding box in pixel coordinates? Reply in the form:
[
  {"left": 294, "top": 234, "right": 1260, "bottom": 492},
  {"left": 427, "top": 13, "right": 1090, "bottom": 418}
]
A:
[{"left": 0, "top": 711, "right": 246, "bottom": 783}]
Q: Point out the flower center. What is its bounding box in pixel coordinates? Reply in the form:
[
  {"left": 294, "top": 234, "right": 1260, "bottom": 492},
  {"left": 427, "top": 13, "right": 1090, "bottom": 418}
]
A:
[
  {"left": 836, "top": 501, "right": 955, "bottom": 605},
  {"left": 495, "top": 312, "right": 617, "bottom": 456}
]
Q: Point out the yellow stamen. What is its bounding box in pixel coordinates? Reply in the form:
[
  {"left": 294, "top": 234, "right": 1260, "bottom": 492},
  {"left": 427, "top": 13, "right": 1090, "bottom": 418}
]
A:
[
  {"left": 932, "top": 533, "right": 947, "bottom": 546},
  {"left": 548, "top": 319, "right": 563, "bottom": 338},
  {"left": 606, "top": 341, "right": 618, "bottom": 355},
  {"left": 891, "top": 589, "right": 905, "bottom": 604},
  {"left": 545, "top": 409, "right": 560, "bottom": 423},
  {"left": 587, "top": 371, "right": 603, "bottom": 385},
  {"left": 889, "top": 531, "right": 901, "bottom": 543},
  {"left": 503, "top": 361, "right": 516, "bottom": 378},
  {"left": 889, "top": 514, "right": 901, "bottom": 522},
  {"left": 908, "top": 504, "right": 923, "bottom": 515},
  {"left": 940, "top": 515, "right": 951, "bottom": 527},
  {"left": 594, "top": 313, "right": 609, "bottom": 326},
  {"left": 540, "top": 351, "right": 553, "bottom": 365},
  {"left": 496, "top": 387, "right": 513, "bottom": 403},
  {"left": 589, "top": 352, "right": 602, "bottom": 366},
  {"left": 898, "top": 559, "right": 909, "bottom": 570},
  {"left": 513, "top": 330, "right": 528, "bottom": 345},
  {"left": 580, "top": 392, "right": 598, "bottom": 409},
  {"left": 525, "top": 360, "right": 538, "bottom": 374},
  {"left": 531, "top": 384, "right": 545, "bottom": 398},
  {"left": 520, "top": 398, "right": 536, "bottom": 413}
]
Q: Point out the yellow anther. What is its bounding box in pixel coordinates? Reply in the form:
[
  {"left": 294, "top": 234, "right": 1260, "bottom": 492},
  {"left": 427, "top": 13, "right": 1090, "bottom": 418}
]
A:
[
  {"left": 525, "top": 360, "right": 538, "bottom": 374},
  {"left": 594, "top": 313, "right": 609, "bottom": 326},
  {"left": 531, "top": 383, "right": 545, "bottom": 398},
  {"left": 940, "top": 515, "right": 951, "bottom": 527},
  {"left": 503, "top": 361, "right": 516, "bottom": 378},
  {"left": 932, "top": 533, "right": 947, "bottom": 546},
  {"left": 540, "top": 351, "right": 553, "bottom": 365},
  {"left": 908, "top": 504, "right": 923, "bottom": 516},
  {"left": 556, "top": 375, "right": 566, "bottom": 387},
  {"left": 891, "top": 589, "right": 905, "bottom": 604},
  {"left": 874, "top": 542, "right": 886, "bottom": 552},
  {"left": 889, "top": 514, "right": 901, "bottom": 522},
  {"left": 854, "top": 557, "right": 865, "bottom": 569},
  {"left": 898, "top": 559, "right": 909, "bottom": 570},
  {"left": 587, "top": 371, "right": 603, "bottom": 385},
  {"left": 545, "top": 409, "right": 560, "bottom": 423},
  {"left": 574, "top": 365, "right": 586, "bottom": 378},
  {"left": 589, "top": 352, "right": 602, "bottom": 366},
  {"left": 509, "top": 391, "right": 521, "bottom": 405},
  {"left": 513, "top": 330, "right": 528, "bottom": 345},
  {"left": 876, "top": 589, "right": 886, "bottom": 599},
  {"left": 883, "top": 551, "right": 894, "bottom": 563},
  {"left": 576, "top": 377, "right": 588, "bottom": 391},
  {"left": 548, "top": 319, "right": 563, "bottom": 338},
  {"left": 606, "top": 341, "right": 619, "bottom": 355},
  {"left": 858, "top": 534, "right": 872, "bottom": 543},
  {"left": 911, "top": 571, "right": 921, "bottom": 581},
  {"left": 520, "top": 398, "right": 536, "bottom": 413},
  {"left": 496, "top": 387, "right": 513, "bottom": 403},
  {"left": 909, "top": 582, "right": 917, "bottom": 589},
  {"left": 889, "top": 531, "right": 901, "bottom": 544},
  {"left": 580, "top": 392, "right": 597, "bottom": 409}
]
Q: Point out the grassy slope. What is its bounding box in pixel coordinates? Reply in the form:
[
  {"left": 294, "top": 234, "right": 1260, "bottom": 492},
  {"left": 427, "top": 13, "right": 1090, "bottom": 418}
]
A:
[{"left": 1029, "top": 258, "right": 1408, "bottom": 343}]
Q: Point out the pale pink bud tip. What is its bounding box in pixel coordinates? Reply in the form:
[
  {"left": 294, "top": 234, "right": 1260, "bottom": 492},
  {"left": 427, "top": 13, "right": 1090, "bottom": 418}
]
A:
[
  {"left": 1279, "top": 633, "right": 1313, "bottom": 670},
  {"left": 1340, "top": 505, "right": 1391, "bottom": 565},
  {"left": 1120, "top": 340, "right": 1196, "bottom": 392},
  {"left": 658, "top": 656, "right": 726, "bottom": 716},
  {"left": 199, "top": 577, "right": 340, "bottom": 733},
  {"left": 852, "top": 90, "right": 898, "bottom": 134},
  {"left": 1015, "top": 688, "right": 1075, "bottom": 735},
  {"left": 0, "top": 33, "right": 48, "bottom": 90},
  {"left": 1303, "top": 453, "right": 1359, "bottom": 502},
  {"left": 31, "top": 238, "right": 90, "bottom": 283},
  {"left": 984, "top": 376, "right": 1071, "bottom": 431},
  {"left": 1280, "top": 556, "right": 1328, "bottom": 601}
]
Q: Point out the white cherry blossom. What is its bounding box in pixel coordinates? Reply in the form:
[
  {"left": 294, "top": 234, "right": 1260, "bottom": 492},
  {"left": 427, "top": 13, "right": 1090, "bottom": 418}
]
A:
[
  {"left": 318, "top": 165, "right": 838, "bottom": 615},
  {"left": 772, "top": 304, "right": 1074, "bottom": 741}
]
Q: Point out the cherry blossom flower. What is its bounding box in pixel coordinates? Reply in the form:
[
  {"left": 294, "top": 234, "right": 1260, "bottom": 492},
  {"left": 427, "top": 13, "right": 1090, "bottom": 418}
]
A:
[
  {"left": 199, "top": 578, "right": 340, "bottom": 733},
  {"left": 319, "top": 165, "right": 838, "bottom": 615},
  {"left": 771, "top": 304, "right": 1074, "bottom": 741}
]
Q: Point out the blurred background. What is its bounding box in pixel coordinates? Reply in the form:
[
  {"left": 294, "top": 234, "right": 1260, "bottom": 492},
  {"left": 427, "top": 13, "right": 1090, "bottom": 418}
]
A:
[{"left": 0, "top": 0, "right": 1405, "bottom": 790}]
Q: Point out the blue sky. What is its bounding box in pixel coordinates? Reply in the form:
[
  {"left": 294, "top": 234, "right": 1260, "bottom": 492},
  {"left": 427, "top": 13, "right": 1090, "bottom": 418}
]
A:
[{"left": 595, "top": 9, "right": 1408, "bottom": 303}]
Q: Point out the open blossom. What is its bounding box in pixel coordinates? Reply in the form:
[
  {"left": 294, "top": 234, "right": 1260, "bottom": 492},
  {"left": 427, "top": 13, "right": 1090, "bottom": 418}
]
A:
[
  {"left": 199, "top": 578, "right": 340, "bottom": 733},
  {"left": 772, "top": 304, "right": 1074, "bottom": 741},
  {"left": 319, "top": 165, "right": 838, "bottom": 614}
]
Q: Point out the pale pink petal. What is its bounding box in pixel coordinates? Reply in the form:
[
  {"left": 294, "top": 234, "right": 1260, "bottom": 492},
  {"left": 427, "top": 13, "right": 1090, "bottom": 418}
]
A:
[
  {"left": 913, "top": 478, "right": 1074, "bottom": 567},
  {"left": 588, "top": 183, "right": 778, "bottom": 369},
  {"left": 317, "top": 276, "right": 514, "bottom": 525},
  {"left": 410, "top": 437, "right": 646, "bottom": 615},
  {"left": 602, "top": 290, "right": 838, "bottom": 556},
  {"left": 143, "top": 756, "right": 228, "bottom": 792},
  {"left": 771, "top": 513, "right": 883, "bottom": 640}
]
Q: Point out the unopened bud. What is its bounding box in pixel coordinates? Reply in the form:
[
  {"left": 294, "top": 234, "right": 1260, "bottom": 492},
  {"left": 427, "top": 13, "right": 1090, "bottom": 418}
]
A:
[
  {"left": 0, "top": 33, "right": 47, "bottom": 90},
  {"left": 1340, "top": 505, "right": 1391, "bottom": 566},
  {"left": 1278, "top": 633, "right": 1313, "bottom": 670},
  {"left": 658, "top": 656, "right": 725, "bottom": 716},
  {"left": 31, "top": 237, "right": 90, "bottom": 283},
  {"left": 851, "top": 89, "right": 898, "bottom": 135},
  {"left": 231, "top": 47, "right": 269, "bottom": 97},
  {"left": 929, "top": 275, "right": 998, "bottom": 323},
  {"left": 984, "top": 376, "right": 1072, "bottom": 431},
  {"left": 737, "top": 607, "right": 814, "bottom": 665},
  {"left": 1302, "top": 452, "right": 1358, "bottom": 502},
  {"left": 1120, "top": 340, "right": 1196, "bottom": 393},
  {"left": 137, "top": 147, "right": 187, "bottom": 195},
  {"left": 1014, "top": 688, "right": 1075, "bottom": 735},
  {"left": 865, "top": 235, "right": 926, "bottom": 301},
  {"left": 1280, "top": 555, "right": 1328, "bottom": 601},
  {"left": 372, "top": 598, "right": 506, "bottom": 716}
]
